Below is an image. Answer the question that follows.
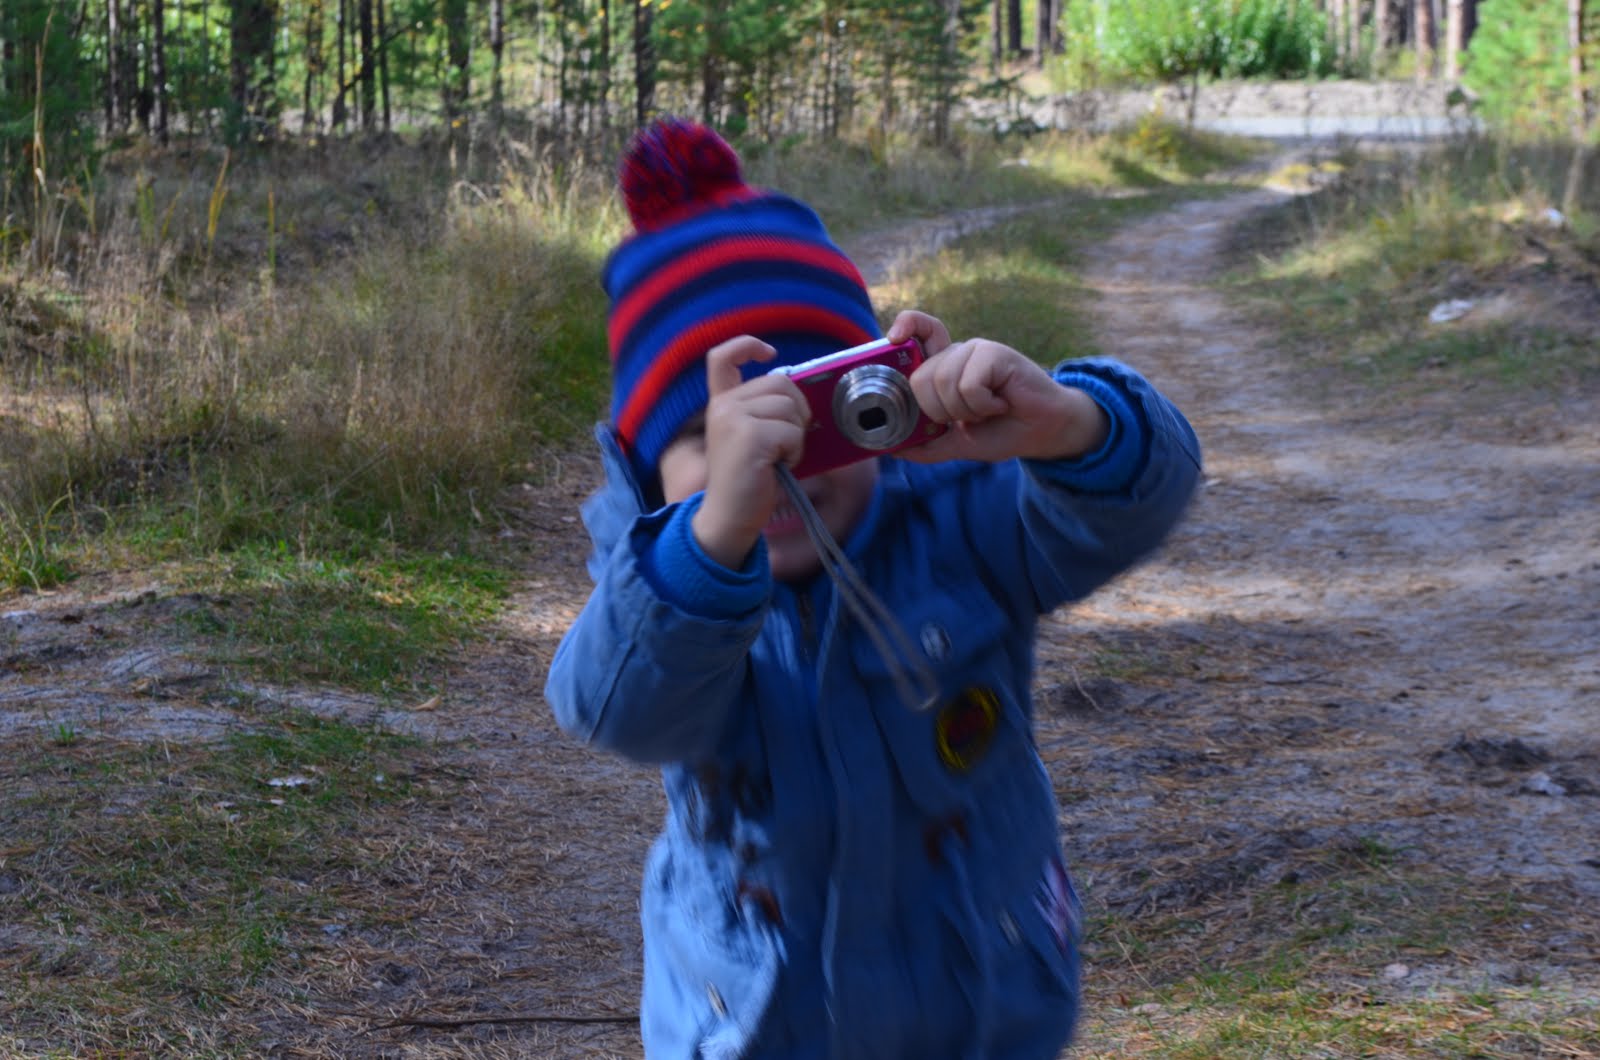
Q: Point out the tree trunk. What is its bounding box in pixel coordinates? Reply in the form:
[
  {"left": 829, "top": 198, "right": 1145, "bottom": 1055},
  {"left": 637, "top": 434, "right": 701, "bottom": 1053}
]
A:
[
  {"left": 106, "top": 0, "right": 124, "bottom": 131},
  {"left": 303, "top": 0, "right": 323, "bottom": 135},
  {"left": 153, "top": 0, "right": 169, "bottom": 142},
  {"left": 489, "top": 0, "right": 504, "bottom": 123},
  {"left": 1035, "top": 0, "right": 1054, "bottom": 69},
  {"left": 990, "top": 0, "right": 1002, "bottom": 73},
  {"left": 1446, "top": 0, "right": 1465, "bottom": 78},
  {"left": 1414, "top": 0, "right": 1435, "bottom": 80},
  {"left": 634, "top": 0, "right": 654, "bottom": 128},
  {"left": 1563, "top": 0, "right": 1589, "bottom": 214},
  {"left": 1330, "top": 0, "right": 1346, "bottom": 62},
  {"left": 699, "top": 53, "right": 721, "bottom": 126},
  {"left": 600, "top": 0, "right": 611, "bottom": 128},
  {"left": 442, "top": 0, "right": 469, "bottom": 127},
  {"left": 377, "top": 0, "right": 390, "bottom": 133},
  {"left": 230, "top": 0, "right": 278, "bottom": 131},
  {"left": 357, "top": 0, "right": 374, "bottom": 130},
  {"left": 334, "top": 0, "right": 347, "bottom": 130},
  {"left": 1374, "top": 0, "right": 1392, "bottom": 60},
  {"left": 1006, "top": 0, "right": 1023, "bottom": 54}
]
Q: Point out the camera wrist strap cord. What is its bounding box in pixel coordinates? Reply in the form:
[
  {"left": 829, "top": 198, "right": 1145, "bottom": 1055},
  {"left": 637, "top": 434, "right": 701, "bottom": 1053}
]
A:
[{"left": 775, "top": 464, "right": 940, "bottom": 713}]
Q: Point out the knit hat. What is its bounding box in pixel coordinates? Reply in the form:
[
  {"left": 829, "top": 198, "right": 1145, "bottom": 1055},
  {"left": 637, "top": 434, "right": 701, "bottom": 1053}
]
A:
[{"left": 603, "top": 118, "right": 882, "bottom": 485}]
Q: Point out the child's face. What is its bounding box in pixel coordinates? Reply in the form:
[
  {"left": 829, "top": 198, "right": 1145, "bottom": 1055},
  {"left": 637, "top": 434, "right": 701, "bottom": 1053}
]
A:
[{"left": 659, "top": 417, "right": 880, "bottom": 583}]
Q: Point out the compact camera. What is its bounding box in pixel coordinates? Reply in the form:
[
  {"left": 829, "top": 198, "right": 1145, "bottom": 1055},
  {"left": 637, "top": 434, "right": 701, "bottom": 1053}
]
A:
[{"left": 774, "top": 337, "right": 947, "bottom": 479}]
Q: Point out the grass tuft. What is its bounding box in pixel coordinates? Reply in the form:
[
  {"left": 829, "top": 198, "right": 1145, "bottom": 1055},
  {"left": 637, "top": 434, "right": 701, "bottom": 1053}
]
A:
[{"left": 1227, "top": 135, "right": 1600, "bottom": 397}]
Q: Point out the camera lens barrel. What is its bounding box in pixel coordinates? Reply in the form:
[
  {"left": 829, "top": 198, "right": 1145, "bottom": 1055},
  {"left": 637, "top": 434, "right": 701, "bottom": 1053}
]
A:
[{"left": 833, "top": 363, "right": 917, "bottom": 450}]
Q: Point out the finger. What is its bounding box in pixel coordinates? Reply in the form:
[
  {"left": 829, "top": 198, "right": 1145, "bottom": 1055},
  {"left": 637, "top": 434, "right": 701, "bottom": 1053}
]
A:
[
  {"left": 738, "top": 372, "right": 813, "bottom": 426},
  {"left": 895, "top": 421, "right": 973, "bottom": 464},
  {"left": 737, "top": 390, "right": 812, "bottom": 430},
  {"left": 913, "top": 342, "right": 970, "bottom": 424},
  {"left": 741, "top": 416, "right": 807, "bottom": 469},
  {"left": 935, "top": 344, "right": 985, "bottom": 422},
  {"left": 706, "top": 336, "right": 776, "bottom": 398},
  {"left": 953, "top": 347, "right": 1011, "bottom": 422},
  {"left": 886, "top": 310, "right": 952, "bottom": 356}
]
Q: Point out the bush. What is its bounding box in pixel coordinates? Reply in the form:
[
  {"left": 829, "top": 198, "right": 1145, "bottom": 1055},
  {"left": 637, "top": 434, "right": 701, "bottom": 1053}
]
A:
[
  {"left": 1463, "top": 0, "right": 1600, "bottom": 136},
  {"left": 1060, "top": 0, "right": 1336, "bottom": 87}
]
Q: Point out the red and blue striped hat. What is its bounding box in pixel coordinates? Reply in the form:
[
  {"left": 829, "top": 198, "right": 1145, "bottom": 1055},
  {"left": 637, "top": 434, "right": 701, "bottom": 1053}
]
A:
[{"left": 603, "top": 118, "right": 881, "bottom": 485}]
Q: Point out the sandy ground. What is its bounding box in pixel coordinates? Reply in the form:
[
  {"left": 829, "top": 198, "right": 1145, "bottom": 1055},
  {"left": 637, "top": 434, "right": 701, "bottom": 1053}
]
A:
[{"left": 3, "top": 159, "right": 1598, "bottom": 1056}]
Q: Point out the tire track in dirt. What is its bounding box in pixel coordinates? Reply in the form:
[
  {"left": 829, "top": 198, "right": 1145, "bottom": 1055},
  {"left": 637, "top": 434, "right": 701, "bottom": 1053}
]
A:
[{"left": 1032, "top": 185, "right": 1600, "bottom": 971}]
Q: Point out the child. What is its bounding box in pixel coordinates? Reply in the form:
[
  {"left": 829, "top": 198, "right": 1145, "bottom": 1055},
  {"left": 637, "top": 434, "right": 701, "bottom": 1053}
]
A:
[{"left": 545, "top": 119, "right": 1202, "bottom": 1060}]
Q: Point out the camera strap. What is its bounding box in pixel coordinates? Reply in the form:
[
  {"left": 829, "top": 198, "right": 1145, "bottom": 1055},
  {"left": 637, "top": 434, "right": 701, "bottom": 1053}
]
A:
[{"left": 776, "top": 464, "right": 940, "bottom": 713}]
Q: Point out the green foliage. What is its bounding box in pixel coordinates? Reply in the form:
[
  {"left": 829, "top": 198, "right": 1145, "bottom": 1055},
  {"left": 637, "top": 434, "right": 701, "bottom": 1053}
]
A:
[
  {"left": 1463, "top": 0, "right": 1600, "bottom": 136},
  {"left": 0, "top": 497, "right": 73, "bottom": 592},
  {"left": 179, "top": 542, "right": 507, "bottom": 694},
  {"left": 1060, "top": 0, "right": 1335, "bottom": 86},
  {"left": 0, "top": 0, "right": 96, "bottom": 198}
]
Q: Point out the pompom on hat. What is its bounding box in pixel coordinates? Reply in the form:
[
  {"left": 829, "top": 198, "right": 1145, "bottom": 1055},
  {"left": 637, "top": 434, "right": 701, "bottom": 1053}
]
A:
[{"left": 603, "top": 118, "right": 881, "bottom": 487}]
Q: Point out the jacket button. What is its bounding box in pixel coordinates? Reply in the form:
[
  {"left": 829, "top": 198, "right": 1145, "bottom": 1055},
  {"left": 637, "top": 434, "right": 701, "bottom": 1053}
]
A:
[
  {"left": 707, "top": 982, "right": 727, "bottom": 1018},
  {"left": 999, "top": 910, "right": 1021, "bottom": 945}
]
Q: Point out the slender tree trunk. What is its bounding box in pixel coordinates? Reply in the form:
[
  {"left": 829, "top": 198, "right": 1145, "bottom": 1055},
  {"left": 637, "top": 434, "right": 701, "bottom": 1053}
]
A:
[
  {"left": 1035, "top": 0, "right": 1058, "bottom": 69},
  {"left": 1415, "top": 0, "right": 1435, "bottom": 80},
  {"left": 153, "top": 0, "right": 169, "bottom": 141},
  {"left": 1374, "top": 0, "right": 1392, "bottom": 62},
  {"left": 1330, "top": 0, "right": 1346, "bottom": 62},
  {"left": 442, "top": 0, "right": 469, "bottom": 127},
  {"left": 357, "top": 0, "right": 374, "bottom": 130},
  {"left": 600, "top": 0, "right": 611, "bottom": 128},
  {"left": 230, "top": 0, "right": 278, "bottom": 130},
  {"left": 1446, "top": 0, "right": 1465, "bottom": 78},
  {"left": 489, "top": 0, "right": 504, "bottom": 123},
  {"left": 634, "top": 0, "right": 654, "bottom": 128},
  {"left": 1564, "top": 0, "right": 1589, "bottom": 214},
  {"left": 377, "top": 0, "right": 390, "bottom": 132},
  {"left": 1006, "top": 0, "right": 1023, "bottom": 54},
  {"left": 990, "top": 0, "right": 1002, "bottom": 73},
  {"left": 303, "top": 0, "right": 323, "bottom": 134},
  {"left": 106, "top": 0, "right": 124, "bottom": 131},
  {"left": 334, "top": 0, "right": 347, "bottom": 129}
]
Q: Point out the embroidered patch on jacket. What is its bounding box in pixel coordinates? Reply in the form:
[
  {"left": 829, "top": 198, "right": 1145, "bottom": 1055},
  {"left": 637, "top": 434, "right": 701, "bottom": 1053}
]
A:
[
  {"left": 935, "top": 686, "right": 1000, "bottom": 772},
  {"left": 1036, "top": 855, "right": 1084, "bottom": 955}
]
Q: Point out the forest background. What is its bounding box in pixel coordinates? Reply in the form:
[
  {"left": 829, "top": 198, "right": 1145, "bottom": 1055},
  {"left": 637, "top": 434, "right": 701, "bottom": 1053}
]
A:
[{"left": 1, "top": 0, "right": 1599, "bottom": 1054}]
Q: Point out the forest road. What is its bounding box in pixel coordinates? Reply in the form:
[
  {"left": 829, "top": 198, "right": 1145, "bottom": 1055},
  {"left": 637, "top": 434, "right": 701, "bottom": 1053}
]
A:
[
  {"left": 1024, "top": 179, "right": 1600, "bottom": 949},
  {"left": 3, "top": 156, "right": 1597, "bottom": 1055}
]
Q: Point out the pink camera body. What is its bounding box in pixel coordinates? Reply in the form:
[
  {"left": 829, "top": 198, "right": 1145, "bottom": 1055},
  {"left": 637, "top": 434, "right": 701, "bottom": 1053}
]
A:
[{"left": 775, "top": 337, "right": 947, "bottom": 479}]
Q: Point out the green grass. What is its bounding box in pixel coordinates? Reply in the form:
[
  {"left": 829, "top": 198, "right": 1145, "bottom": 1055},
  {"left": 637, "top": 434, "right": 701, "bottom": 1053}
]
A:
[
  {"left": 1229, "top": 136, "right": 1600, "bottom": 396},
  {"left": 1077, "top": 845, "right": 1600, "bottom": 1057},
  {"left": 0, "top": 122, "right": 1258, "bottom": 694},
  {"left": 0, "top": 497, "right": 74, "bottom": 592},
  {"left": 175, "top": 542, "right": 508, "bottom": 694},
  {"left": 0, "top": 714, "right": 445, "bottom": 1052}
]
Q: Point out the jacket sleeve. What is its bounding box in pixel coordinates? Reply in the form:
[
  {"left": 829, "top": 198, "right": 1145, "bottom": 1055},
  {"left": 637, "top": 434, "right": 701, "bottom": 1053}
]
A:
[
  {"left": 954, "top": 357, "right": 1202, "bottom": 616},
  {"left": 544, "top": 501, "right": 769, "bottom": 764}
]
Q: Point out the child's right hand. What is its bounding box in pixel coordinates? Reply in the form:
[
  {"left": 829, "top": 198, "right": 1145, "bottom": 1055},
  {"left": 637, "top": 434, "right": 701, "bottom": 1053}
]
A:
[{"left": 690, "top": 335, "right": 811, "bottom": 570}]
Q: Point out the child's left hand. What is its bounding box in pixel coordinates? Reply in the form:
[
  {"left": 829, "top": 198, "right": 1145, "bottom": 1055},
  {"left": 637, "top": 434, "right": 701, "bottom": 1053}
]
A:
[{"left": 886, "top": 310, "right": 1110, "bottom": 465}]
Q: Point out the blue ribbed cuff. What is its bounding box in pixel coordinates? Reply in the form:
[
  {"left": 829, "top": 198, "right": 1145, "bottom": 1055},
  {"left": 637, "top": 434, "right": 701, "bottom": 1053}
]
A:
[
  {"left": 1025, "top": 370, "right": 1146, "bottom": 494},
  {"left": 640, "top": 494, "right": 770, "bottom": 618}
]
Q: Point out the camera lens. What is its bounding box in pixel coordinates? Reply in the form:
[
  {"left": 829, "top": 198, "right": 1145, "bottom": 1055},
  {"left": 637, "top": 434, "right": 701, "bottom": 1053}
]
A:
[{"left": 833, "top": 363, "right": 916, "bottom": 450}]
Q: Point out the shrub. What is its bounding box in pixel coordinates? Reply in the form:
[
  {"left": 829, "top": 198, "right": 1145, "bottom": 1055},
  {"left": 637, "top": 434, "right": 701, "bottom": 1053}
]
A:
[
  {"left": 1463, "top": 0, "right": 1600, "bottom": 137},
  {"left": 1060, "top": 0, "right": 1336, "bottom": 88}
]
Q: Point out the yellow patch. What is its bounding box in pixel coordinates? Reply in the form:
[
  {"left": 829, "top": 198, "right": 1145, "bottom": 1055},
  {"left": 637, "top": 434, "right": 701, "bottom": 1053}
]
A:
[{"left": 935, "top": 687, "right": 1000, "bottom": 772}]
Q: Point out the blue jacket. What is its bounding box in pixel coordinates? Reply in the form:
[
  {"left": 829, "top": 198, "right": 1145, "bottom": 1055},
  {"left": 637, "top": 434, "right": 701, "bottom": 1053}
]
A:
[{"left": 546, "top": 359, "right": 1201, "bottom": 1059}]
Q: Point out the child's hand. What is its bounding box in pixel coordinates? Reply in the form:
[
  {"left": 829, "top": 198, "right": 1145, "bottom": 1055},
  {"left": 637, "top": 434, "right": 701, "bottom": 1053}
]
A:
[
  {"left": 887, "top": 310, "right": 1110, "bottom": 465},
  {"left": 690, "top": 336, "right": 810, "bottom": 569}
]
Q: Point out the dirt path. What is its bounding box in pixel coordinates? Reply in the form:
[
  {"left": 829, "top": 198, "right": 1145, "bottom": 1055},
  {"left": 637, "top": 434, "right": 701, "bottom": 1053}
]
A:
[
  {"left": 1031, "top": 187, "right": 1600, "bottom": 1010},
  {"left": 4, "top": 172, "right": 1598, "bottom": 1056}
]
